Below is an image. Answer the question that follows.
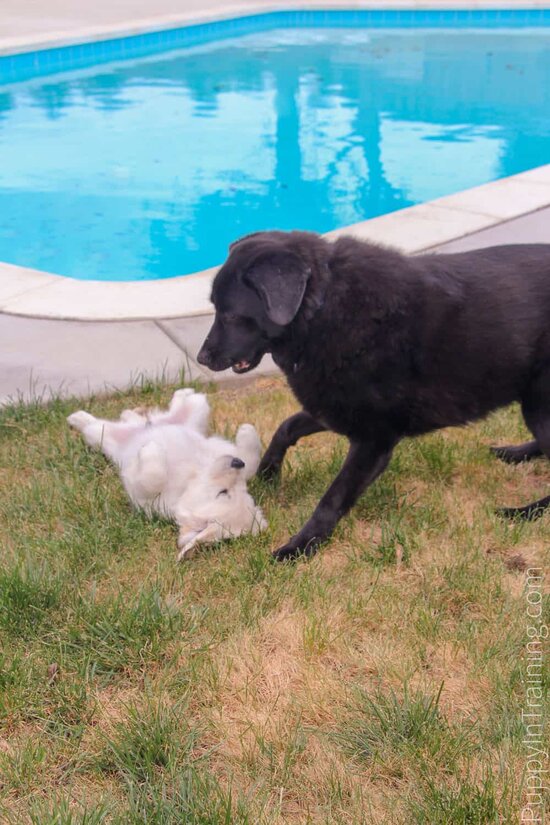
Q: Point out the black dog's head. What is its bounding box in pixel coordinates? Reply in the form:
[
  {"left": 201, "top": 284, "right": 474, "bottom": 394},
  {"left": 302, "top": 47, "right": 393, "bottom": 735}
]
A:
[{"left": 197, "top": 231, "right": 325, "bottom": 374}]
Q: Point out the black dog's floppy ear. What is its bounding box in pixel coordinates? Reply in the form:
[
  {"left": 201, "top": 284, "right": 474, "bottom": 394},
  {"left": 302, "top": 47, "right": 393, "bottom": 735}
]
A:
[
  {"left": 245, "top": 252, "right": 310, "bottom": 326},
  {"left": 229, "top": 231, "right": 263, "bottom": 252}
]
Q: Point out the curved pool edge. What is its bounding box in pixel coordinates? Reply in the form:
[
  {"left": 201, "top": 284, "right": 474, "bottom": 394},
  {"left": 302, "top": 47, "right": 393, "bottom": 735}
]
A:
[{"left": 1, "top": 165, "right": 549, "bottom": 322}]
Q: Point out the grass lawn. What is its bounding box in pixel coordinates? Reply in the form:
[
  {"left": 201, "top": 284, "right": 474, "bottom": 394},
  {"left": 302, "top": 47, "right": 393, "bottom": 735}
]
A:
[{"left": 0, "top": 375, "right": 548, "bottom": 824}]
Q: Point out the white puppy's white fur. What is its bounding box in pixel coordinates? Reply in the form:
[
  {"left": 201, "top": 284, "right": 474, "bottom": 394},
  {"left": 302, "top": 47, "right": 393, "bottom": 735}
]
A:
[{"left": 67, "top": 389, "right": 266, "bottom": 560}]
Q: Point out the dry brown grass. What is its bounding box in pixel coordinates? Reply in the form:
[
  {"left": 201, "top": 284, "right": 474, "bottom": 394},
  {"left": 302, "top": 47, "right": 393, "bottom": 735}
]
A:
[{"left": 0, "top": 376, "right": 548, "bottom": 823}]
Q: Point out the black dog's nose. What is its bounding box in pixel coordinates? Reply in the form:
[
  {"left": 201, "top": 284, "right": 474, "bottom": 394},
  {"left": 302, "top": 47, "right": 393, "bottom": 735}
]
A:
[
  {"left": 197, "top": 346, "right": 210, "bottom": 366},
  {"left": 230, "top": 457, "right": 245, "bottom": 469}
]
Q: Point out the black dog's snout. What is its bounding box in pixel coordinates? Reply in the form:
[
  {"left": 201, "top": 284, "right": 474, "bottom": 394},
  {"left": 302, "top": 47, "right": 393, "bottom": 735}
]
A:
[
  {"left": 231, "top": 457, "right": 245, "bottom": 469},
  {"left": 196, "top": 345, "right": 211, "bottom": 367}
]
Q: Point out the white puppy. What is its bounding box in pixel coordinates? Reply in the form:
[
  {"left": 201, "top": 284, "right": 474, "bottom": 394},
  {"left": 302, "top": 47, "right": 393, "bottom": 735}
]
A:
[{"left": 67, "top": 389, "right": 267, "bottom": 560}]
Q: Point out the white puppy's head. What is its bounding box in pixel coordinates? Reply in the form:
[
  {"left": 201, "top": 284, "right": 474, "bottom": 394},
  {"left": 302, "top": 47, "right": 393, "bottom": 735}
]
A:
[{"left": 176, "top": 454, "right": 267, "bottom": 560}]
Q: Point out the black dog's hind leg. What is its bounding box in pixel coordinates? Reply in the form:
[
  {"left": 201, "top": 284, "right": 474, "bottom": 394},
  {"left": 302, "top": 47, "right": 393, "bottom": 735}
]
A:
[
  {"left": 499, "top": 377, "right": 550, "bottom": 521},
  {"left": 258, "top": 411, "right": 326, "bottom": 481},
  {"left": 491, "top": 440, "right": 542, "bottom": 465},
  {"left": 273, "top": 439, "right": 394, "bottom": 561}
]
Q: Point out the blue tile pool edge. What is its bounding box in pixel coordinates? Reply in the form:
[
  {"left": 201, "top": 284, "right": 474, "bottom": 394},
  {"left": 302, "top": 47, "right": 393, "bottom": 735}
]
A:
[{"left": 2, "top": 7, "right": 550, "bottom": 86}]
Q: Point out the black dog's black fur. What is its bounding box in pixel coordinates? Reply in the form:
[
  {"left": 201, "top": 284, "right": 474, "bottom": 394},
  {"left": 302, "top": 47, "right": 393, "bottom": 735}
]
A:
[{"left": 198, "top": 230, "right": 550, "bottom": 560}]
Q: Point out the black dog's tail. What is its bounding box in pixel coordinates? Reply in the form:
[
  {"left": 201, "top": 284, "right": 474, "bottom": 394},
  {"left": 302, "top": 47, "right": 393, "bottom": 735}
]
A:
[{"left": 499, "top": 495, "right": 550, "bottom": 521}]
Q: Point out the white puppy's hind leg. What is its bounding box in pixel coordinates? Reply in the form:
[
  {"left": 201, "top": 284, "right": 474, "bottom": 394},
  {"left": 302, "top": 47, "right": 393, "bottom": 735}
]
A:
[
  {"left": 170, "top": 388, "right": 195, "bottom": 404},
  {"left": 67, "top": 412, "right": 113, "bottom": 454},
  {"left": 235, "top": 424, "right": 262, "bottom": 479},
  {"left": 157, "top": 389, "right": 210, "bottom": 434},
  {"left": 171, "top": 390, "right": 210, "bottom": 434},
  {"left": 68, "top": 411, "right": 144, "bottom": 462},
  {"left": 186, "top": 394, "right": 210, "bottom": 434}
]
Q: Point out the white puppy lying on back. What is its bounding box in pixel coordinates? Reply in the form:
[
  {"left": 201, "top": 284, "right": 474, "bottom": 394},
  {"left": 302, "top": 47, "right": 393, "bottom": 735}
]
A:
[{"left": 67, "top": 389, "right": 266, "bottom": 560}]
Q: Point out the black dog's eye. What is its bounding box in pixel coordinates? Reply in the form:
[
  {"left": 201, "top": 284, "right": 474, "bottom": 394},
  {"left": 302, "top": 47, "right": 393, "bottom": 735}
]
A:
[
  {"left": 217, "top": 489, "right": 229, "bottom": 497},
  {"left": 221, "top": 313, "right": 256, "bottom": 330},
  {"left": 222, "top": 313, "right": 240, "bottom": 323}
]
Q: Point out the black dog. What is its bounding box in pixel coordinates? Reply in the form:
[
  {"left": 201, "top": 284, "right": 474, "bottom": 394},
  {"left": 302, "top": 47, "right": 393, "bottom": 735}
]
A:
[{"left": 197, "top": 230, "right": 550, "bottom": 560}]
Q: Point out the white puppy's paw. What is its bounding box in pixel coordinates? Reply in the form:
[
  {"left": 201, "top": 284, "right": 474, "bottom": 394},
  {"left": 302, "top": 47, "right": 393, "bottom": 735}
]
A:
[
  {"left": 172, "top": 387, "right": 196, "bottom": 413},
  {"left": 252, "top": 509, "right": 268, "bottom": 534},
  {"left": 164, "top": 389, "right": 210, "bottom": 432},
  {"left": 235, "top": 423, "right": 262, "bottom": 478},
  {"left": 67, "top": 410, "right": 96, "bottom": 431},
  {"left": 172, "top": 388, "right": 196, "bottom": 401},
  {"left": 236, "top": 423, "right": 260, "bottom": 443},
  {"left": 120, "top": 409, "right": 147, "bottom": 424},
  {"left": 169, "top": 388, "right": 196, "bottom": 414}
]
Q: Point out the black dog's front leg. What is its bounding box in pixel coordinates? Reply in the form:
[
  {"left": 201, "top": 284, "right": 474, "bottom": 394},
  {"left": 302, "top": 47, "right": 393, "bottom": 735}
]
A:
[
  {"left": 273, "top": 439, "right": 394, "bottom": 561},
  {"left": 258, "top": 411, "right": 326, "bottom": 480}
]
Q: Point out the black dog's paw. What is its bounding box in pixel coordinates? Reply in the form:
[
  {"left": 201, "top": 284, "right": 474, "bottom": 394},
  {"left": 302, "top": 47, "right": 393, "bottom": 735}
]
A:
[
  {"left": 272, "top": 543, "right": 303, "bottom": 562},
  {"left": 257, "top": 457, "right": 282, "bottom": 483},
  {"left": 490, "top": 445, "right": 518, "bottom": 464},
  {"left": 497, "top": 502, "right": 548, "bottom": 522},
  {"left": 497, "top": 505, "right": 527, "bottom": 521},
  {"left": 490, "top": 441, "right": 541, "bottom": 465},
  {"left": 271, "top": 536, "right": 320, "bottom": 562}
]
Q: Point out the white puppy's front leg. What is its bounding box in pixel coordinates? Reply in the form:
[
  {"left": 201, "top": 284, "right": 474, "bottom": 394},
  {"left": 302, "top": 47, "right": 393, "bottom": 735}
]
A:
[{"left": 235, "top": 424, "right": 262, "bottom": 480}]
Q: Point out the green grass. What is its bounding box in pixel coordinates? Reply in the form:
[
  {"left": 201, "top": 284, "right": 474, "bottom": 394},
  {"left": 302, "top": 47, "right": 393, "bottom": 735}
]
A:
[
  {"left": 0, "top": 377, "right": 548, "bottom": 823},
  {"left": 333, "top": 683, "right": 460, "bottom": 764},
  {"left": 0, "top": 559, "right": 65, "bottom": 637},
  {"left": 407, "top": 765, "right": 521, "bottom": 824}
]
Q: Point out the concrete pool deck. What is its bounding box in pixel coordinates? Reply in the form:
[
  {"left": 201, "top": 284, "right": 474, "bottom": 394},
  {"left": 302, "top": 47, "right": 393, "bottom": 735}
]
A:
[
  {"left": 2, "top": 0, "right": 549, "bottom": 54},
  {"left": 0, "top": 1, "right": 549, "bottom": 404}
]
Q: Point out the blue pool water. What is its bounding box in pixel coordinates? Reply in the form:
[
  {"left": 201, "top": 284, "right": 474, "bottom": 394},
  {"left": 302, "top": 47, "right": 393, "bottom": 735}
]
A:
[{"left": 0, "top": 17, "right": 549, "bottom": 281}]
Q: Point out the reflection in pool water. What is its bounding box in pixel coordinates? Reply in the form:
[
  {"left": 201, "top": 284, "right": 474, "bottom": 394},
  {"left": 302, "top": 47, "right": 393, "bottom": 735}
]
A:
[{"left": 0, "top": 28, "right": 549, "bottom": 281}]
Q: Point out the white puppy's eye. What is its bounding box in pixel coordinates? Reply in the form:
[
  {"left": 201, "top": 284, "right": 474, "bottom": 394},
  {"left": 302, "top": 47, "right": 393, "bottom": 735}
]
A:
[{"left": 217, "top": 488, "right": 229, "bottom": 497}]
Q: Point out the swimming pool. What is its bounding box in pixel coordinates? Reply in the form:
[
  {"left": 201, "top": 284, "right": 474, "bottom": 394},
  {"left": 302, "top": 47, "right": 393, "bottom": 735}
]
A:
[{"left": 0, "top": 10, "right": 549, "bottom": 282}]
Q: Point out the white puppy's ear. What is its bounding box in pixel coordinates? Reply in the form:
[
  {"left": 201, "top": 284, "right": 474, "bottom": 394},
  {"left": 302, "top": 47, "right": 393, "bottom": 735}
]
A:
[{"left": 176, "top": 521, "right": 222, "bottom": 561}]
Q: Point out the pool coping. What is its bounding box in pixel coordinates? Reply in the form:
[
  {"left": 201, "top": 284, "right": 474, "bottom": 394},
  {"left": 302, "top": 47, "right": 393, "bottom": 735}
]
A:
[
  {"left": 1, "top": 2, "right": 549, "bottom": 321},
  {"left": 1, "top": 0, "right": 550, "bottom": 57},
  {"left": 1, "top": 166, "right": 549, "bottom": 321}
]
